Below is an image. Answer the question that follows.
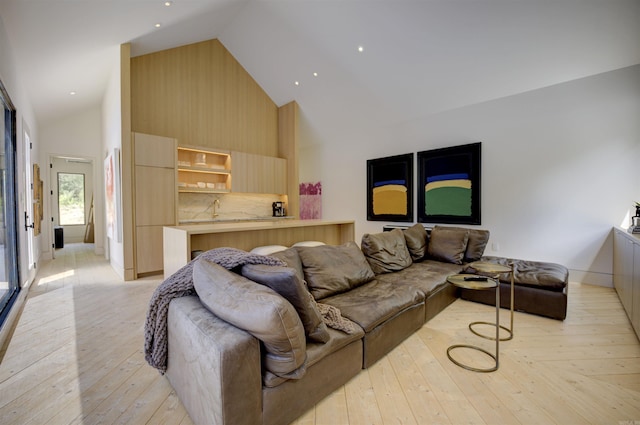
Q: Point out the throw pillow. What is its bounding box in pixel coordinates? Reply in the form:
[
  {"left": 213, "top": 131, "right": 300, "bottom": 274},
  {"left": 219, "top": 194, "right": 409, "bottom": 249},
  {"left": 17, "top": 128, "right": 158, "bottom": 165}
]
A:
[
  {"left": 403, "top": 223, "right": 428, "bottom": 261},
  {"left": 427, "top": 226, "right": 470, "bottom": 265},
  {"left": 436, "top": 226, "right": 490, "bottom": 262},
  {"left": 292, "top": 241, "right": 326, "bottom": 247},
  {"left": 269, "top": 247, "right": 305, "bottom": 283},
  {"left": 360, "top": 228, "right": 413, "bottom": 274},
  {"left": 464, "top": 229, "right": 490, "bottom": 262},
  {"left": 296, "top": 242, "right": 375, "bottom": 300},
  {"left": 193, "top": 259, "right": 307, "bottom": 378},
  {"left": 241, "top": 263, "right": 330, "bottom": 343},
  {"left": 250, "top": 245, "right": 288, "bottom": 255}
]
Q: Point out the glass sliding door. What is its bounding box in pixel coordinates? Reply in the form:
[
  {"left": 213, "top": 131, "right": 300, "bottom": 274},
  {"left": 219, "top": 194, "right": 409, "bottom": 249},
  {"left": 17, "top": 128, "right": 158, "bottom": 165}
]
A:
[{"left": 0, "top": 79, "right": 20, "bottom": 325}]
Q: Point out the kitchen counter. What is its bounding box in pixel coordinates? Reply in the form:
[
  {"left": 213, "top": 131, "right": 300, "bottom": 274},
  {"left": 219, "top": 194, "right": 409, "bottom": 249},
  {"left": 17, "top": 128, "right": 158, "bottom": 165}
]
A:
[
  {"left": 178, "top": 216, "right": 295, "bottom": 224},
  {"left": 163, "top": 219, "right": 355, "bottom": 278}
]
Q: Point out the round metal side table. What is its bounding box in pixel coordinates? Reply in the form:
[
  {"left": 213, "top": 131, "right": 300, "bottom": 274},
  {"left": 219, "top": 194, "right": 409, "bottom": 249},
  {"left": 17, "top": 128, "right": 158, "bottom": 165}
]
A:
[
  {"left": 467, "top": 261, "right": 515, "bottom": 341},
  {"left": 446, "top": 274, "right": 500, "bottom": 373}
]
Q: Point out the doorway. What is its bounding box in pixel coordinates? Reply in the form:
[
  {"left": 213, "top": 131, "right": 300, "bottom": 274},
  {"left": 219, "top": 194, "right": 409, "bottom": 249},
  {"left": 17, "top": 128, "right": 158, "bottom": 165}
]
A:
[{"left": 49, "top": 156, "right": 95, "bottom": 254}]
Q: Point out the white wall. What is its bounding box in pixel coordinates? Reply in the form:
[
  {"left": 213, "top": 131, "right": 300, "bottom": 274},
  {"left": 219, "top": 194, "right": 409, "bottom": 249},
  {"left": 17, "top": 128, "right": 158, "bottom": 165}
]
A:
[
  {"left": 0, "top": 15, "right": 39, "bottom": 288},
  {"left": 39, "top": 106, "right": 104, "bottom": 258},
  {"left": 303, "top": 65, "right": 640, "bottom": 286},
  {"left": 101, "top": 58, "right": 124, "bottom": 277}
]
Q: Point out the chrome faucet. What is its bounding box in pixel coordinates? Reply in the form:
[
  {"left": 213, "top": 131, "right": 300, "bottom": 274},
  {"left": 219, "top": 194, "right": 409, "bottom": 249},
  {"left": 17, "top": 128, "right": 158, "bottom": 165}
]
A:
[{"left": 212, "top": 198, "right": 221, "bottom": 218}]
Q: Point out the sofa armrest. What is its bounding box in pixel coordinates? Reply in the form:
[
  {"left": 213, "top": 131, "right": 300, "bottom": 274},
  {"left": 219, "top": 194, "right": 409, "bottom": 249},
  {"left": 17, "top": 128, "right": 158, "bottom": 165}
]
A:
[{"left": 166, "top": 296, "right": 262, "bottom": 425}]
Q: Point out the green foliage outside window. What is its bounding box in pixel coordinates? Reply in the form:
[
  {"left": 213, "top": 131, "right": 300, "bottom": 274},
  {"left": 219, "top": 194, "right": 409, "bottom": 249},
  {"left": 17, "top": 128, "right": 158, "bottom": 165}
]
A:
[{"left": 58, "top": 173, "right": 85, "bottom": 225}]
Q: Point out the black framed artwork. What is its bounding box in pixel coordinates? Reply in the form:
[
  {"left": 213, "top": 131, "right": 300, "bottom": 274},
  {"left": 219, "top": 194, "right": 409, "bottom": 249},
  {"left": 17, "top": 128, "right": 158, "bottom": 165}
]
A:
[
  {"left": 367, "top": 153, "right": 413, "bottom": 222},
  {"left": 417, "top": 142, "right": 481, "bottom": 225}
]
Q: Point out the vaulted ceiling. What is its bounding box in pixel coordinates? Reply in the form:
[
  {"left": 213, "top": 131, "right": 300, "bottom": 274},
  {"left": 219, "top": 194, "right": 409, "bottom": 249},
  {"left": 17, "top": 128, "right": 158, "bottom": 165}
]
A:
[{"left": 1, "top": 0, "right": 639, "bottom": 130}]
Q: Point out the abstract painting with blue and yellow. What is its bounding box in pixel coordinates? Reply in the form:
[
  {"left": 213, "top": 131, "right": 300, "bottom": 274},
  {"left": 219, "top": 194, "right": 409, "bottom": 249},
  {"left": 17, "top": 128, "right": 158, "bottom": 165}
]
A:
[
  {"left": 418, "top": 142, "right": 481, "bottom": 224},
  {"left": 424, "top": 172, "right": 472, "bottom": 216},
  {"left": 373, "top": 179, "right": 408, "bottom": 215},
  {"left": 367, "top": 153, "right": 413, "bottom": 222}
]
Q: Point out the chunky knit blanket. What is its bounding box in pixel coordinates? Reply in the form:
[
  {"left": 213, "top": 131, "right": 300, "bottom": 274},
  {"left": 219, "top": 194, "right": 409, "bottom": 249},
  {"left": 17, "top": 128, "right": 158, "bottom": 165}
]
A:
[
  {"left": 144, "top": 247, "right": 360, "bottom": 374},
  {"left": 144, "top": 247, "right": 286, "bottom": 374},
  {"left": 315, "top": 301, "right": 361, "bottom": 335}
]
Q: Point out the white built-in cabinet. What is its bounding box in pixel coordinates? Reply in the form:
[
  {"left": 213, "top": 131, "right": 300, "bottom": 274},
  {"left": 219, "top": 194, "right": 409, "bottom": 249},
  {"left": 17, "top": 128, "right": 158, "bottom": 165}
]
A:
[
  {"left": 133, "top": 133, "right": 177, "bottom": 275},
  {"left": 613, "top": 227, "right": 640, "bottom": 339},
  {"left": 232, "top": 151, "right": 287, "bottom": 194},
  {"left": 634, "top": 242, "right": 640, "bottom": 335}
]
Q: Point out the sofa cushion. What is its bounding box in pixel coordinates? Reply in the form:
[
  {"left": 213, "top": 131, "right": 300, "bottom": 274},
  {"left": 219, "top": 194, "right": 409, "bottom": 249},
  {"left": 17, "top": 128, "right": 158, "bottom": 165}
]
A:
[
  {"left": 321, "top": 279, "right": 424, "bottom": 332},
  {"left": 464, "top": 229, "right": 490, "bottom": 262},
  {"left": 479, "top": 256, "right": 569, "bottom": 291},
  {"left": 269, "top": 247, "right": 305, "bottom": 283},
  {"left": 193, "top": 259, "right": 307, "bottom": 378},
  {"left": 427, "top": 226, "right": 469, "bottom": 264},
  {"left": 361, "top": 228, "right": 412, "bottom": 274},
  {"left": 436, "top": 226, "right": 490, "bottom": 262},
  {"left": 403, "top": 223, "right": 428, "bottom": 261},
  {"left": 263, "top": 325, "right": 365, "bottom": 388},
  {"left": 512, "top": 259, "right": 568, "bottom": 291},
  {"left": 241, "top": 264, "right": 330, "bottom": 343},
  {"left": 376, "top": 260, "right": 465, "bottom": 297},
  {"left": 297, "top": 242, "right": 376, "bottom": 300}
]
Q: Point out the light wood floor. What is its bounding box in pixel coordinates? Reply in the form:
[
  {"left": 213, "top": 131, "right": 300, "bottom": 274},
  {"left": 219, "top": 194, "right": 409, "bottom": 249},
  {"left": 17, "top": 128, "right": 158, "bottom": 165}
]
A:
[{"left": 0, "top": 243, "right": 638, "bottom": 425}]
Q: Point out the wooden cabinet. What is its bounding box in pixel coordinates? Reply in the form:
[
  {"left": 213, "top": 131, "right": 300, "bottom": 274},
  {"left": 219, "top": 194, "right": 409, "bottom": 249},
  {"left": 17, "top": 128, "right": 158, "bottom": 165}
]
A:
[
  {"left": 232, "top": 151, "right": 287, "bottom": 194},
  {"left": 135, "top": 166, "right": 176, "bottom": 225},
  {"left": 133, "top": 133, "right": 177, "bottom": 275},
  {"left": 175, "top": 147, "right": 286, "bottom": 195},
  {"left": 133, "top": 138, "right": 290, "bottom": 274},
  {"left": 613, "top": 228, "right": 640, "bottom": 339},
  {"left": 177, "top": 146, "right": 231, "bottom": 193}
]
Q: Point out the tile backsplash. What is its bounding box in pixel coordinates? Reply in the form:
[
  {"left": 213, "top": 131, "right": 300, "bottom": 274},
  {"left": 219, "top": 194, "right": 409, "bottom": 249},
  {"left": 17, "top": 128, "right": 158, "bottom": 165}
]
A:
[{"left": 178, "top": 192, "right": 288, "bottom": 222}]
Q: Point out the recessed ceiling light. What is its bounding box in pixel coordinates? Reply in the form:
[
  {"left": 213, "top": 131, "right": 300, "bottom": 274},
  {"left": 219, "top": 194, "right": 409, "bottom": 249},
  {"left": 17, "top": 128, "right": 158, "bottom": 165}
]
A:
[
  {"left": 357, "top": 46, "right": 364, "bottom": 52},
  {"left": 164, "top": 1, "right": 172, "bottom": 6},
  {"left": 155, "top": 23, "right": 162, "bottom": 28},
  {"left": 70, "top": 91, "right": 76, "bottom": 96},
  {"left": 313, "top": 72, "right": 318, "bottom": 77},
  {"left": 294, "top": 81, "right": 300, "bottom": 86}
]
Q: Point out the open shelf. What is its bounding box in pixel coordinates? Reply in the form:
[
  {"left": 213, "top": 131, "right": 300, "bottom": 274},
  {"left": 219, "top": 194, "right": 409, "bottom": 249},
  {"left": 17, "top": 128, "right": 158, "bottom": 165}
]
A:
[{"left": 177, "top": 146, "right": 231, "bottom": 192}]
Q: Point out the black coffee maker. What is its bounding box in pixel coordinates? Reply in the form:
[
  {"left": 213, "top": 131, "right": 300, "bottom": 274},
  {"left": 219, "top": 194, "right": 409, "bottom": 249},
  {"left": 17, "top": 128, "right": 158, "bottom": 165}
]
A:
[
  {"left": 272, "top": 201, "right": 285, "bottom": 217},
  {"left": 630, "top": 202, "right": 640, "bottom": 234}
]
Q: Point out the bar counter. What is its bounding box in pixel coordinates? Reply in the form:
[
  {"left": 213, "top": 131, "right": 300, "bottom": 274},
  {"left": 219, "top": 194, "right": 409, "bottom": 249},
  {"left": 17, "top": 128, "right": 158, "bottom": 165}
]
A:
[{"left": 163, "top": 219, "right": 355, "bottom": 278}]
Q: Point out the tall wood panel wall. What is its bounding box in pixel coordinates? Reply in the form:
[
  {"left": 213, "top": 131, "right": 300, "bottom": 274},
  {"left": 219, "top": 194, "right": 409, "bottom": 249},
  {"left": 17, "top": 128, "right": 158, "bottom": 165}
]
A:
[
  {"left": 130, "top": 39, "right": 279, "bottom": 156},
  {"left": 279, "top": 101, "right": 299, "bottom": 221},
  {"left": 121, "top": 43, "right": 135, "bottom": 281}
]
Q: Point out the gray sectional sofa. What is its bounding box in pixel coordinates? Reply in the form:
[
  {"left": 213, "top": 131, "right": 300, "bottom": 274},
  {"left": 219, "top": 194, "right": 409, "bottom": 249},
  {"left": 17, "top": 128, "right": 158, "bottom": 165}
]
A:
[{"left": 161, "top": 224, "right": 568, "bottom": 425}]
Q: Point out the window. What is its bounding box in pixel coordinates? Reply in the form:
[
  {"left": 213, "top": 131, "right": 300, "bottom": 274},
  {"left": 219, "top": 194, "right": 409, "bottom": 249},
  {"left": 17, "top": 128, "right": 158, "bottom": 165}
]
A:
[
  {"left": 0, "top": 77, "right": 19, "bottom": 326},
  {"left": 58, "top": 173, "right": 85, "bottom": 225}
]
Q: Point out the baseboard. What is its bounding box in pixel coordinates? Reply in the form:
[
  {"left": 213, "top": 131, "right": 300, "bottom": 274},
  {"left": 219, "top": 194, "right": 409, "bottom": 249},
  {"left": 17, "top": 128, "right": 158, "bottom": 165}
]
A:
[
  {"left": 0, "top": 285, "right": 30, "bottom": 363},
  {"left": 569, "top": 269, "right": 612, "bottom": 288}
]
